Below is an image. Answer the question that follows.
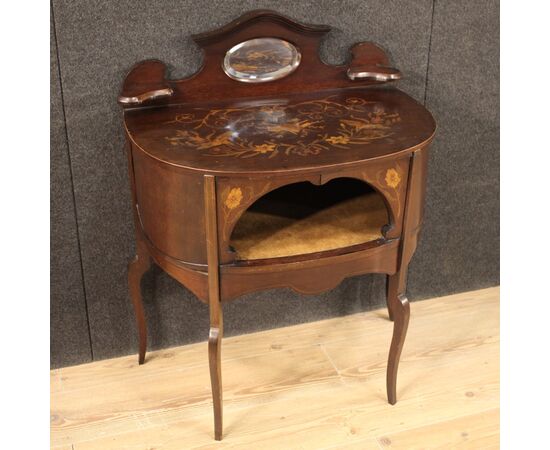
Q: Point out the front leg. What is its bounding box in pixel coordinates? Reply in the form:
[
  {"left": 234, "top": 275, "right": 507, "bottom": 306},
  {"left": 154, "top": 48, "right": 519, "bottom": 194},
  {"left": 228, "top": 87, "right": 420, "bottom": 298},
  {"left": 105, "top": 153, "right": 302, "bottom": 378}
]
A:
[
  {"left": 386, "top": 292, "right": 410, "bottom": 405},
  {"left": 204, "top": 175, "right": 224, "bottom": 440},
  {"left": 128, "top": 241, "right": 151, "bottom": 365},
  {"left": 386, "top": 265, "right": 410, "bottom": 404},
  {"left": 208, "top": 305, "right": 223, "bottom": 440}
]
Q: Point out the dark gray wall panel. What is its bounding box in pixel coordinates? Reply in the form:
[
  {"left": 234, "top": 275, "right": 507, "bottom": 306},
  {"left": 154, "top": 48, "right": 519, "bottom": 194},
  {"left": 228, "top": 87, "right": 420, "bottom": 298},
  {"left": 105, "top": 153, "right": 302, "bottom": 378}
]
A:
[
  {"left": 409, "top": 0, "right": 500, "bottom": 298},
  {"left": 51, "top": 0, "right": 444, "bottom": 364},
  {"left": 51, "top": 12, "right": 92, "bottom": 368}
]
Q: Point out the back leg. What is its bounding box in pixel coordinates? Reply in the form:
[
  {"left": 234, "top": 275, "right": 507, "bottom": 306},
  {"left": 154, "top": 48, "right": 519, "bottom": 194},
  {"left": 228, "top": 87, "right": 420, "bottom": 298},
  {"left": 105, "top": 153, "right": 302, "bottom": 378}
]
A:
[{"left": 128, "top": 243, "right": 151, "bottom": 364}]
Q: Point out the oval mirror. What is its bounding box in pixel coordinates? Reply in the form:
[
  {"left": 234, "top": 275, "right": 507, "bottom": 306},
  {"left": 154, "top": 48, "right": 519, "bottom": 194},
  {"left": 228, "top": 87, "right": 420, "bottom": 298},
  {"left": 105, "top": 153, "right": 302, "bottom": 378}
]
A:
[{"left": 223, "top": 38, "right": 301, "bottom": 83}]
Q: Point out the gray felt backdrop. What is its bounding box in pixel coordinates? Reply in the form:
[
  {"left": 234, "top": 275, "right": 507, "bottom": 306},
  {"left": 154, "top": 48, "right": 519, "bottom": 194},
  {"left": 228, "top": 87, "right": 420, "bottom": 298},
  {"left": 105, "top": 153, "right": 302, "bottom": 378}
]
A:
[{"left": 50, "top": 0, "right": 499, "bottom": 368}]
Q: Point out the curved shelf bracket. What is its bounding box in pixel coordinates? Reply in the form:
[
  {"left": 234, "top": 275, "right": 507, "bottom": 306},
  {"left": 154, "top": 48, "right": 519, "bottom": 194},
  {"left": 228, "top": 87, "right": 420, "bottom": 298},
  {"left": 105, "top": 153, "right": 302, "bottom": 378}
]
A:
[
  {"left": 118, "top": 60, "right": 174, "bottom": 107},
  {"left": 347, "top": 42, "right": 402, "bottom": 82}
]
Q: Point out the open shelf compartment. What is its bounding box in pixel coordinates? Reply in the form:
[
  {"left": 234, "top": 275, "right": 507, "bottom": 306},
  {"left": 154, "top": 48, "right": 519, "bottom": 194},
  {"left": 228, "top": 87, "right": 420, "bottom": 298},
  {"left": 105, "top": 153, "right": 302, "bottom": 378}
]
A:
[{"left": 230, "top": 178, "right": 389, "bottom": 260}]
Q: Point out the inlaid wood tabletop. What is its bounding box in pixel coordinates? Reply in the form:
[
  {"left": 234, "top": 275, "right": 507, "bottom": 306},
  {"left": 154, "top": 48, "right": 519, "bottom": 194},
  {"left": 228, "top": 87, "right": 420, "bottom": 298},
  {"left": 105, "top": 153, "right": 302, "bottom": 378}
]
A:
[{"left": 124, "top": 88, "right": 435, "bottom": 175}]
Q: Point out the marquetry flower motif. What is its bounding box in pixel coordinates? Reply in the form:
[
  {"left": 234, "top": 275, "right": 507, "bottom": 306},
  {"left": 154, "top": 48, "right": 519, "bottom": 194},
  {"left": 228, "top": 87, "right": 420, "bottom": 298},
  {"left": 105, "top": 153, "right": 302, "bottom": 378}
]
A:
[
  {"left": 164, "top": 96, "right": 401, "bottom": 159},
  {"left": 254, "top": 143, "right": 277, "bottom": 154},
  {"left": 266, "top": 119, "right": 316, "bottom": 135},
  {"left": 385, "top": 168, "right": 401, "bottom": 188},
  {"left": 325, "top": 135, "right": 350, "bottom": 145},
  {"left": 225, "top": 188, "right": 243, "bottom": 210}
]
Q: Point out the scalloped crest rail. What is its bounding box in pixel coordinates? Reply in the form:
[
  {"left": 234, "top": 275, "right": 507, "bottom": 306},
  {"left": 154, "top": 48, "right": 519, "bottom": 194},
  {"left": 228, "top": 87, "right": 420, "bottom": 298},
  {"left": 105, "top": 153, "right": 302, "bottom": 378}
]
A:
[{"left": 119, "top": 9, "right": 435, "bottom": 441}]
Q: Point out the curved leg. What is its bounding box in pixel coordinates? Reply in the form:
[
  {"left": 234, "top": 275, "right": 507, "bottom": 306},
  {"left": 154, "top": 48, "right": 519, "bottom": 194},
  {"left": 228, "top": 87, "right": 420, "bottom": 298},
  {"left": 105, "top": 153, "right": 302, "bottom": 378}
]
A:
[
  {"left": 204, "top": 175, "right": 224, "bottom": 440},
  {"left": 209, "top": 308, "right": 223, "bottom": 440},
  {"left": 386, "top": 294, "right": 410, "bottom": 405},
  {"left": 386, "top": 274, "right": 398, "bottom": 321},
  {"left": 128, "top": 243, "right": 151, "bottom": 365}
]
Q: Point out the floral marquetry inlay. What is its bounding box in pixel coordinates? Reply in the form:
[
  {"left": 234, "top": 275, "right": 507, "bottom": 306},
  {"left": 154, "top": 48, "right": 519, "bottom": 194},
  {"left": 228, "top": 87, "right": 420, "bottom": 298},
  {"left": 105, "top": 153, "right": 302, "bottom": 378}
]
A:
[
  {"left": 385, "top": 168, "right": 401, "bottom": 188},
  {"left": 164, "top": 96, "right": 402, "bottom": 159},
  {"left": 224, "top": 188, "right": 243, "bottom": 209}
]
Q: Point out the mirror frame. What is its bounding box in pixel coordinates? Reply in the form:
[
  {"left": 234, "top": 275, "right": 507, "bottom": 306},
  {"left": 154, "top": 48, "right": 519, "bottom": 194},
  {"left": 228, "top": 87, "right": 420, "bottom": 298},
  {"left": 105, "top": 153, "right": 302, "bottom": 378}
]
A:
[{"left": 222, "top": 37, "right": 301, "bottom": 83}]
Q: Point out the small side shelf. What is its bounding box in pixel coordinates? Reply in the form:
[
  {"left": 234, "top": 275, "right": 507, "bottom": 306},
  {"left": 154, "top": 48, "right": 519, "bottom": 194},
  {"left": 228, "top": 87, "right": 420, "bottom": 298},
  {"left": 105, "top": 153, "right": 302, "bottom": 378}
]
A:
[{"left": 230, "top": 178, "right": 389, "bottom": 260}]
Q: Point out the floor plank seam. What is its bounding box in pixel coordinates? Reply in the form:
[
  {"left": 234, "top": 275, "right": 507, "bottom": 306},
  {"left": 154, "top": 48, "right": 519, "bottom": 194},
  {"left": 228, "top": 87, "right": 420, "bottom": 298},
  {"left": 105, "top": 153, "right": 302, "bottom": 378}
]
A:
[
  {"left": 52, "top": 333, "right": 390, "bottom": 396},
  {"left": 52, "top": 288, "right": 498, "bottom": 385},
  {"left": 52, "top": 361, "right": 498, "bottom": 446},
  {"left": 52, "top": 378, "right": 346, "bottom": 447},
  {"left": 319, "top": 343, "right": 342, "bottom": 378}
]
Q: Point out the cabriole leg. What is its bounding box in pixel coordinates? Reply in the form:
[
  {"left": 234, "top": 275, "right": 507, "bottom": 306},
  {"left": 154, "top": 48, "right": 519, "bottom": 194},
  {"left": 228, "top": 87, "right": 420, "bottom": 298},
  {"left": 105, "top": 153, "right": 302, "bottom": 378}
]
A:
[
  {"left": 209, "top": 304, "right": 223, "bottom": 440},
  {"left": 128, "top": 243, "right": 151, "bottom": 365},
  {"left": 386, "top": 293, "right": 410, "bottom": 405},
  {"left": 386, "top": 273, "right": 398, "bottom": 321},
  {"left": 204, "top": 174, "right": 224, "bottom": 440},
  {"left": 386, "top": 266, "right": 410, "bottom": 404}
]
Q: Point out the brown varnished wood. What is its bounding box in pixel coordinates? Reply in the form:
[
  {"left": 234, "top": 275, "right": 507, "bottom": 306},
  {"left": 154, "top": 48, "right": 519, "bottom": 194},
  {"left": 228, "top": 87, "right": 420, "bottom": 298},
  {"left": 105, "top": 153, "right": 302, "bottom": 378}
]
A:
[
  {"left": 220, "top": 239, "right": 399, "bottom": 302},
  {"left": 215, "top": 173, "right": 319, "bottom": 263},
  {"left": 386, "top": 147, "right": 430, "bottom": 317},
  {"left": 399, "top": 147, "right": 430, "bottom": 269},
  {"left": 118, "top": 10, "right": 402, "bottom": 108},
  {"left": 127, "top": 240, "right": 151, "bottom": 365},
  {"left": 118, "top": 59, "right": 173, "bottom": 105},
  {"left": 385, "top": 148, "right": 429, "bottom": 404},
  {"left": 385, "top": 148, "right": 428, "bottom": 320},
  {"left": 204, "top": 176, "right": 223, "bottom": 441},
  {"left": 126, "top": 140, "right": 151, "bottom": 364},
  {"left": 131, "top": 142, "right": 206, "bottom": 263},
  {"left": 191, "top": 9, "right": 331, "bottom": 44},
  {"left": 120, "top": 10, "right": 435, "bottom": 441},
  {"left": 215, "top": 156, "right": 409, "bottom": 264},
  {"left": 123, "top": 89, "right": 434, "bottom": 176},
  {"left": 140, "top": 235, "right": 209, "bottom": 303},
  {"left": 386, "top": 293, "right": 410, "bottom": 405},
  {"left": 347, "top": 42, "right": 402, "bottom": 82},
  {"left": 320, "top": 156, "right": 410, "bottom": 240}
]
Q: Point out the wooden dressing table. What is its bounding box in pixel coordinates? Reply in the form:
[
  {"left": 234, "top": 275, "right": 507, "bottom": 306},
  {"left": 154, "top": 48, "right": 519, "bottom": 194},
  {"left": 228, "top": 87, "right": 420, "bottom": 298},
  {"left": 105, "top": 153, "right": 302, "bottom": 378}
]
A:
[{"left": 118, "top": 10, "right": 435, "bottom": 440}]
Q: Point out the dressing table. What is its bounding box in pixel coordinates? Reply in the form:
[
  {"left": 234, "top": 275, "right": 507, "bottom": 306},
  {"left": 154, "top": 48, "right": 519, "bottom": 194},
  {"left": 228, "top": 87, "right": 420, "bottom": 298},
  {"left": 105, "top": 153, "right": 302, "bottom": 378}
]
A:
[{"left": 118, "top": 10, "right": 435, "bottom": 440}]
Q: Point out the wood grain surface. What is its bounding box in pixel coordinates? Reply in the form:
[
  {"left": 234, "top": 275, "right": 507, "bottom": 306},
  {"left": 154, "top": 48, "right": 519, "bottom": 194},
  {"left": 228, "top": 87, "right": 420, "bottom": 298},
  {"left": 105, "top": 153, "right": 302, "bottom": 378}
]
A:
[{"left": 51, "top": 287, "right": 499, "bottom": 449}]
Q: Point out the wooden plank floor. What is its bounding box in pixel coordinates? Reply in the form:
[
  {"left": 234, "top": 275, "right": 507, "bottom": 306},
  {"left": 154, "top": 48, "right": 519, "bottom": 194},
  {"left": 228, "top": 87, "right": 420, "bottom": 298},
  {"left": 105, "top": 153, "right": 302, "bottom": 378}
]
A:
[{"left": 51, "top": 287, "right": 499, "bottom": 449}]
